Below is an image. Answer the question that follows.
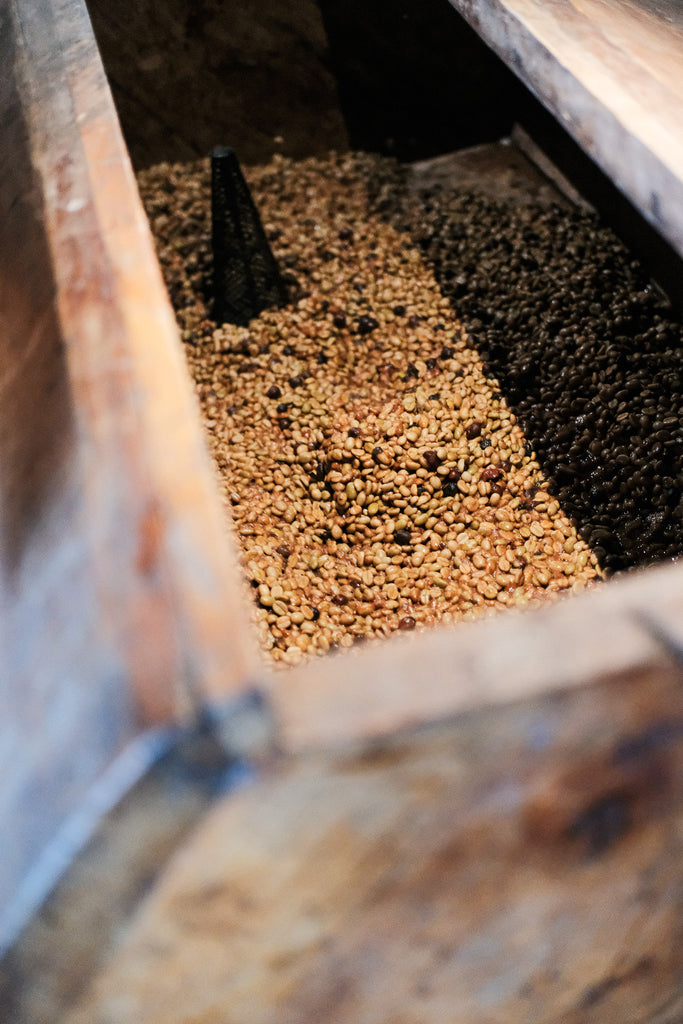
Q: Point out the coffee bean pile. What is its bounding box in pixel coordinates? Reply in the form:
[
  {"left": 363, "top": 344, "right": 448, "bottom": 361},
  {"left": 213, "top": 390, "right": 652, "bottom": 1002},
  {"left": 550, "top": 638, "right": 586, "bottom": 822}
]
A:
[
  {"left": 138, "top": 152, "right": 600, "bottom": 665},
  {"left": 370, "top": 172, "right": 683, "bottom": 572}
]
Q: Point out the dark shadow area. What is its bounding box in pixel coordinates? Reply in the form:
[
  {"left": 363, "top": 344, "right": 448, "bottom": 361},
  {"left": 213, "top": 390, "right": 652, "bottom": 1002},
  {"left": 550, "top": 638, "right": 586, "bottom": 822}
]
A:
[
  {"left": 85, "top": 0, "right": 349, "bottom": 168},
  {"left": 318, "top": 0, "right": 534, "bottom": 161},
  {"left": 368, "top": 138, "right": 683, "bottom": 573},
  {"left": 518, "top": 101, "right": 683, "bottom": 316}
]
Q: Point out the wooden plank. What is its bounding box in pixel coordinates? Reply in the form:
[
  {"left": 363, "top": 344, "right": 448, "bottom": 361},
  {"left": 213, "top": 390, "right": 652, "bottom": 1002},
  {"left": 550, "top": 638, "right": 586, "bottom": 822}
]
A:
[
  {"left": 268, "top": 561, "right": 683, "bottom": 753},
  {"left": 0, "top": 0, "right": 261, "bottom": 950},
  {"left": 35, "top": 0, "right": 262, "bottom": 716},
  {"left": 0, "top": 0, "right": 141, "bottom": 953},
  {"left": 9, "top": 0, "right": 262, "bottom": 720},
  {"left": 448, "top": 0, "right": 683, "bottom": 258},
  {"left": 0, "top": 733, "right": 236, "bottom": 1024},
  {"left": 61, "top": 664, "right": 683, "bottom": 1023}
]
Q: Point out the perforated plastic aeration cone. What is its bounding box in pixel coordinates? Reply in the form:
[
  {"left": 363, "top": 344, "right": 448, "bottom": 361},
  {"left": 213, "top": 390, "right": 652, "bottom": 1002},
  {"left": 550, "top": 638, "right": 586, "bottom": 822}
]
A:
[{"left": 211, "top": 146, "right": 288, "bottom": 326}]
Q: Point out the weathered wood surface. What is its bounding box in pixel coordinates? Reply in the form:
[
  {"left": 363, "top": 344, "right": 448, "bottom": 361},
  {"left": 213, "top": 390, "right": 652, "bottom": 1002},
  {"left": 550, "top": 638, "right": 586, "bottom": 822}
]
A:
[
  {"left": 62, "top": 663, "right": 683, "bottom": 1024},
  {"left": 85, "top": 0, "right": 349, "bottom": 169},
  {"left": 1, "top": 0, "right": 259, "bottom": 950},
  {"left": 267, "top": 560, "right": 683, "bottom": 754},
  {"left": 449, "top": 0, "right": 683, "bottom": 259},
  {"left": 0, "top": 733, "right": 235, "bottom": 1024}
]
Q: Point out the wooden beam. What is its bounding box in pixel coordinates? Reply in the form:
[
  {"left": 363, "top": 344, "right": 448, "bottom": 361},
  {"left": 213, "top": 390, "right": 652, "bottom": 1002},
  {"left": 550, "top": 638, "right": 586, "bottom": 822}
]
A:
[
  {"left": 9, "top": 0, "right": 261, "bottom": 722},
  {"left": 1, "top": 0, "right": 261, "bottom": 948},
  {"left": 268, "top": 561, "right": 683, "bottom": 753},
  {"left": 448, "top": 0, "right": 683, "bottom": 259}
]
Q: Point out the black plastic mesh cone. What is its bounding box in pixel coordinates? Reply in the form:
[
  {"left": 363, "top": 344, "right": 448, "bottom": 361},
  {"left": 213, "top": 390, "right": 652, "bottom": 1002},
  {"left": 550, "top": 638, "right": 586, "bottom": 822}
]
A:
[{"left": 211, "top": 146, "right": 288, "bottom": 326}]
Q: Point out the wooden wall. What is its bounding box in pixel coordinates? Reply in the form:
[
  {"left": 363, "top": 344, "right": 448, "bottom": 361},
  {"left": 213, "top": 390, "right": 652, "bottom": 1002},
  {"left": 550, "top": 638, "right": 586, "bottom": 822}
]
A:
[
  {"left": 85, "top": 0, "right": 350, "bottom": 168},
  {"left": 85, "top": 0, "right": 535, "bottom": 169},
  {"left": 1, "top": 0, "right": 259, "bottom": 952}
]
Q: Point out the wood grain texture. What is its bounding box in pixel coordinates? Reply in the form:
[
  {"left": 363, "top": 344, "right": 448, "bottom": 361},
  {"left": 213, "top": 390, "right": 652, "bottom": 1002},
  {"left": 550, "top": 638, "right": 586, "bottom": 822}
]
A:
[
  {"left": 268, "top": 560, "right": 683, "bottom": 754},
  {"left": 1, "top": 734, "right": 234, "bottom": 1024},
  {"left": 12, "top": 0, "right": 262, "bottom": 716},
  {"left": 64, "top": 665, "right": 683, "bottom": 1023},
  {"left": 42, "top": 0, "right": 262, "bottom": 716},
  {"left": 448, "top": 0, "right": 683, "bottom": 257},
  {"left": 1, "top": 0, "right": 261, "bottom": 946}
]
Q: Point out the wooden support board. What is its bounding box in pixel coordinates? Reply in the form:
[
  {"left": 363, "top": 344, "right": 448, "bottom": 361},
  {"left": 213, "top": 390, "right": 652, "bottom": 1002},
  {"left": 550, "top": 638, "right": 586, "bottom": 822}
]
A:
[
  {"left": 448, "top": 0, "right": 683, "bottom": 259},
  {"left": 266, "top": 562, "right": 683, "bottom": 755},
  {"left": 0, "top": 0, "right": 259, "bottom": 952},
  {"left": 53, "top": 663, "right": 683, "bottom": 1024}
]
